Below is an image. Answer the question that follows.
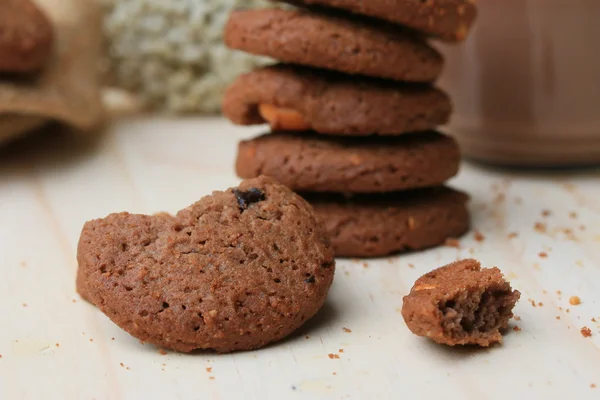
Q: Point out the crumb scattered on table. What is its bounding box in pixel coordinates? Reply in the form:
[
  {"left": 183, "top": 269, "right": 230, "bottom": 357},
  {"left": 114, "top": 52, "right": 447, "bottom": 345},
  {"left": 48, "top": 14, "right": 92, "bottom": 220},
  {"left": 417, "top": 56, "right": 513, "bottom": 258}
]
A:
[
  {"left": 507, "top": 232, "right": 518, "bottom": 239},
  {"left": 530, "top": 299, "right": 537, "bottom": 307},
  {"left": 206, "top": 367, "right": 212, "bottom": 373},
  {"left": 209, "top": 376, "right": 215, "bottom": 380},
  {"left": 569, "top": 212, "right": 578, "bottom": 219},
  {"left": 328, "top": 353, "right": 340, "bottom": 359},
  {"left": 539, "top": 252, "right": 548, "bottom": 258},
  {"left": 333, "top": 372, "right": 337, "bottom": 375},
  {"left": 556, "top": 316, "right": 561, "bottom": 320},
  {"left": 22, "top": 303, "right": 27, "bottom": 307},
  {"left": 111, "top": 337, "right": 115, "bottom": 341},
  {"left": 89, "top": 338, "right": 94, "bottom": 342},
  {"left": 538, "top": 302, "right": 544, "bottom": 307},
  {"left": 445, "top": 238, "right": 460, "bottom": 248},
  {"left": 55, "top": 343, "right": 60, "bottom": 347},
  {"left": 591, "top": 384, "right": 597, "bottom": 389},
  {"left": 71, "top": 299, "right": 77, "bottom": 303},
  {"left": 362, "top": 262, "right": 368, "bottom": 268},
  {"left": 343, "top": 327, "right": 352, "bottom": 333},
  {"left": 513, "top": 326, "right": 521, "bottom": 332},
  {"left": 158, "top": 349, "right": 167, "bottom": 355},
  {"left": 592, "top": 318, "right": 597, "bottom": 323},
  {"left": 569, "top": 296, "right": 581, "bottom": 306},
  {"left": 339, "top": 348, "right": 344, "bottom": 353},
  {"left": 474, "top": 231, "right": 485, "bottom": 242},
  {"left": 542, "top": 210, "right": 552, "bottom": 217},
  {"left": 305, "top": 335, "right": 310, "bottom": 339},
  {"left": 514, "top": 316, "right": 521, "bottom": 321},
  {"left": 581, "top": 327, "right": 592, "bottom": 338},
  {"left": 534, "top": 222, "right": 547, "bottom": 233}
]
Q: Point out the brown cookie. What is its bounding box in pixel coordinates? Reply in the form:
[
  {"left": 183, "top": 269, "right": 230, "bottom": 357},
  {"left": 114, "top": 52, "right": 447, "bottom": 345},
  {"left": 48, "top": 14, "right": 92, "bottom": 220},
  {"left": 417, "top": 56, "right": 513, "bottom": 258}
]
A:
[
  {"left": 0, "top": 0, "right": 54, "bottom": 73},
  {"left": 402, "top": 259, "right": 521, "bottom": 347},
  {"left": 280, "top": 0, "right": 478, "bottom": 41},
  {"left": 224, "top": 8, "right": 443, "bottom": 82},
  {"left": 223, "top": 65, "right": 452, "bottom": 136},
  {"left": 303, "top": 187, "right": 470, "bottom": 257},
  {"left": 236, "top": 131, "right": 460, "bottom": 193},
  {"left": 76, "top": 176, "right": 335, "bottom": 353}
]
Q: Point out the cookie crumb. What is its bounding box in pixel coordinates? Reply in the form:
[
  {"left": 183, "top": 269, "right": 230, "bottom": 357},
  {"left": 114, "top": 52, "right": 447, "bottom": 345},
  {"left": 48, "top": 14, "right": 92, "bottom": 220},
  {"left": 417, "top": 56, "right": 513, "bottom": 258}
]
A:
[
  {"left": 530, "top": 299, "right": 537, "bottom": 307},
  {"left": 592, "top": 318, "right": 597, "bottom": 323},
  {"left": 338, "top": 348, "right": 344, "bottom": 353},
  {"left": 569, "top": 296, "right": 581, "bottom": 306},
  {"left": 445, "top": 238, "right": 460, "bottom": 248},
  {"left": 206, "top": 367, "right": 212, "bottom": 373},
  {"left": 474, "top": 231, "right": 485, "bottom": 242},
  {"left": 513, "top": 326, "right": 521, "bottom": 332},
  {"left": 538, "top": 302, "right": 544, "bottom": 307},
  {"left": 55, "top": 343, "right": 60, "bottom": 347},
  {"left": 71, "top": 299, "right": 76, "bottom": 303},
  {"left": 342, "top": 327, "right": 352, "bottom": 333},
  {"left": 328, "top": 353, "right": 340, "bottom": 359},
  {"left": 581, "top": 327, "right": 592, "bottom": 337},
  {"left": 209, "top": 376, "right": 215, "bottom": 380},
  {"left": 569, "top": 212, "right": 578, "bottom": 219},
  {"left": 408, "top": 263, "right": 415, "bottom": 269},
  {"left": 538, "top": 252, "right": 548, "bottom": 258},
  {"left": 591, "top": 384, "right": 597, "bottom": 389},
  {"left": 89, "top": 338, "right": 94, "bottom": 342},
  {"left": 158, "top": 349, "right": 167, "bottom": 355},
  {"left": 22, "top": 303, "right": 27, "bottom": 307},
  {"left": 332, "top": 372, "right": 337, "bottom": 375},
  {"left": 556, "top": 316, "right": 561, "bottom": 320},
  {"left": 576, "top": 260, "right": 584, "bottom": 267},
  {"left": 111, "top": 337, "right": 115, "bottom": 341},
  {"left": 514, "top": 316, "right": 521, "bottom": 321},
  {"left": 362, "top": 262, "right": 368, "bottom": 268},
  {"left": 120, "top": 362, "right": 124, "bottom": 367},
  {"left": 507, "top": 232, "right": 518, "bottom": 239},
  {"left": 0, "top": 355, "right": 3, "bottom": 358},
  {"left": 541, "top": 210, "right": 552, "bottom": 217},
  {"left": 305, "top": 335, "right": 310, "bottom": 339},
  {"left": 534, "top": 222, "right": 547, "bottom": 233}
]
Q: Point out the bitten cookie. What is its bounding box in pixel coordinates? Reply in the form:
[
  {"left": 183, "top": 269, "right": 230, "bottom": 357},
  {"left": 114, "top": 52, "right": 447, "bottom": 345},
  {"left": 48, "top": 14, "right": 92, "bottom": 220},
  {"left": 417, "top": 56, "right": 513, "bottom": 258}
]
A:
[
  {"left": 0, "top": 0, "right": 54, "bottom": 73},
  {"left": 224, "top": 9, "right": 443, "bottom": 82},
  {"left": 76, "top": 176, "right": 335, "bottom": 353},
  {"left": 280, "top": 0, "right": 478, "bottom": 42},
  {"left": 303, "top": 186, "right": 470, "bottom": 257},
  {"left": 223, "top": 65, "right": 452, "bottom": 136},
  {"left": 402, "top": 259, "right": 521, "bottom": 347},
  {"left": 236, "top": 131, "right": 460, "bottom": 193}
]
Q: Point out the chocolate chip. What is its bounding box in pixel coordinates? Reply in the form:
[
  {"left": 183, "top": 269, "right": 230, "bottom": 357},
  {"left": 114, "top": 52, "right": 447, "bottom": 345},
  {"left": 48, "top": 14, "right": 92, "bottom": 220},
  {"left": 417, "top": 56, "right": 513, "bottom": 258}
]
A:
[
  {"left": 233, "top": 188, "right": 266, "bottom": 211},
  {"left": 305, "top": 275, "right": 315, "bottom": 283}
]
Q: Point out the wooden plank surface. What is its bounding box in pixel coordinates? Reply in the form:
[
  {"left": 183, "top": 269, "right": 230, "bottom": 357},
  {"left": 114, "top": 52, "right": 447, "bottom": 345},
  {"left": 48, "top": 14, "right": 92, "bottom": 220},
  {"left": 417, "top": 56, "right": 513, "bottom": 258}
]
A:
[{"left": 0, "top": 117, "right": 599, "bottom": 399}]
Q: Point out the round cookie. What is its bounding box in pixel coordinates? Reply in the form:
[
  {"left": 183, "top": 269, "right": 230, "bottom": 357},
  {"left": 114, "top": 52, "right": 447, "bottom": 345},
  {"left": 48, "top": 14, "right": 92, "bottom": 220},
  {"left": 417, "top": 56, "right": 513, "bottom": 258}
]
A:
[
  {"left": 0, "top": 0, "right": 54, "bottom": 73},
  {"left": 224, "top": 8, "right": 443, "bottom": 82},
  {"left": 402, "top": 259, "right": 521, "bottom": 347},
  {"left": 280, "top": 0, "right": 478, "bottom": 42},
  {"left": 236, "top": 131, "right": 460, "bottom": 193},
  {"left": 223, "top": 64, "right": 452, "bottom": 136},
  {"left": 303, "top": 186, "right": 470, "bottom": 257},
  {"left": 76, "top": 176, "right": 335, "bottom": 353}
]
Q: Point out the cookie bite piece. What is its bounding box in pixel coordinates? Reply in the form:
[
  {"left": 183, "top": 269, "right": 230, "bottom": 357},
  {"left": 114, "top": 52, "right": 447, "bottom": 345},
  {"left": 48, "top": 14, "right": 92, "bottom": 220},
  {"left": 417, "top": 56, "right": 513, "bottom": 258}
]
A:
[
  {"left": 223, "top": 65, "right": 452, "bottom": 136},
  {"left": 225, "top": 8, "right": 443, "bottom": 82},
  {"left": 402, "top": 259, "right": 520, "bottom": 347},
  {"left": 0, "top": 0, "right": 54, "bottom": 73},
  {"left": 77, "top": 176, "right": 335, "bottom": 353}
]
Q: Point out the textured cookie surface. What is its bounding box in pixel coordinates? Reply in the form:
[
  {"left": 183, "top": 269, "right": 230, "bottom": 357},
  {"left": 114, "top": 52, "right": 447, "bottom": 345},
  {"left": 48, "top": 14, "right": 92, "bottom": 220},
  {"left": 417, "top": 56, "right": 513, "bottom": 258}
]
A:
[
  {"left": 77, "top": 176, "right": 335, "bottom": 353},
  {"left": 225, "top": 9, "right": 443, "bottom": 82},
  {"left": 223, "top": 65, "right": 451, "bottom": 136},
  {"left": 281, "top": 0, "right": 478, "bottom": 41},
  {"left": 402, "top": 259, "right": 520, "bottom": 347},
  {"left": 0, "top": 0, "right": 54, "bottom": 72},
  {"left": 236, "top": 131, "right": 460, "bottom": 193},
  {"left": 303, "top": 187, "right": 470, "bottom": 257}
]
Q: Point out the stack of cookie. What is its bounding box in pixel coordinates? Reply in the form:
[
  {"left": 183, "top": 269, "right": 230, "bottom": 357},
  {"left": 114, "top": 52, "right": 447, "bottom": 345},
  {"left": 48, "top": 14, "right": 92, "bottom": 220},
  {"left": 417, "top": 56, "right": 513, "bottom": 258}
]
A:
[{"left": 223, "top": 0, "right": 477, "bottom": 257}]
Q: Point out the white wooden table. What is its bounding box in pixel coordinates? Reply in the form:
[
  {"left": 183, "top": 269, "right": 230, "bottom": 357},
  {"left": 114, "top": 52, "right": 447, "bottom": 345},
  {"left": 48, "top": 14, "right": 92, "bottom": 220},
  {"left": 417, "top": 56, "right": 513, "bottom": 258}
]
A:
[{"left": 1, "top": 117, "right": 599, "bottom": 399}]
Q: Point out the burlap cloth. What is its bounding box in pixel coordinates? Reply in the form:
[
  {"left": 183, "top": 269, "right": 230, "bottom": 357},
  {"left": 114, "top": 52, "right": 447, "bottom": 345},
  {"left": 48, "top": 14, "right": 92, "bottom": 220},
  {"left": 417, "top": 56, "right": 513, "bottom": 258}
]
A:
[{"left": 0, "top": 0, "right": 105, "bottom": 145}]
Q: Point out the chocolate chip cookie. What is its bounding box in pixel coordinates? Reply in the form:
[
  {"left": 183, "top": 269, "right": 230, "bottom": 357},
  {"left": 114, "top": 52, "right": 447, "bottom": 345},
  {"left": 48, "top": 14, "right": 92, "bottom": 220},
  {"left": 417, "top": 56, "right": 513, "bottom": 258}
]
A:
[
  {"left": 225, "top": 8, "right": 443, "bottom": 82},
  {"left": 0, "top": 0, "right": 54, "bottom": 73},
  {"left": 280, "top": 0, "right": 478, "bottom": 41},
  {"left": 77, "top": 176, "right": 335, "bottom": 353},
  {"left": 223, "top": 65, "right": 452, "bottom": 136},
  {"left": 402, "top": 259, "right": 521, "bottom": 347},
  {"left": 236, "top": 131, "right": 460, "bottom": 193},
  {"left": 303, "top": 186, "right": 470, "bottom": 257}
]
